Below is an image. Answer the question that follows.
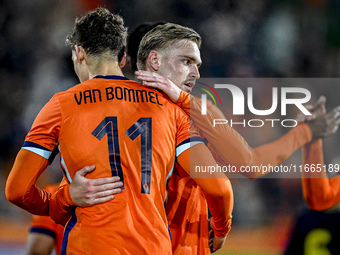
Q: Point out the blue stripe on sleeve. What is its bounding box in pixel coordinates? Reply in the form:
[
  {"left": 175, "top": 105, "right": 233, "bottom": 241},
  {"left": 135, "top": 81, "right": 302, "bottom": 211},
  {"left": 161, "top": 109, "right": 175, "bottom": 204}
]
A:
[
  {"left": 22, "top": 141, "right": 52, "bottom": 160},
  {"left": 176, "top": 136, "right": 203, "bottom": 157},
  {"left": 23, "top": 141, "right": 50, "bottom": 151},
  {"left": 29, "top": 227, "right": 56, "bottom": 239},
  {"left": 48, "top": 145, "right": 59, "bottom": 164}
]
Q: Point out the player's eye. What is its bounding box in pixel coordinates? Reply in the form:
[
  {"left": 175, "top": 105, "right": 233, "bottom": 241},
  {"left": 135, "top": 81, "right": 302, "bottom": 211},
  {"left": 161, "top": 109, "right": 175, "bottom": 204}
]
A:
[{"left": 183, "top": 59, "right": 190, "bottom": 65}]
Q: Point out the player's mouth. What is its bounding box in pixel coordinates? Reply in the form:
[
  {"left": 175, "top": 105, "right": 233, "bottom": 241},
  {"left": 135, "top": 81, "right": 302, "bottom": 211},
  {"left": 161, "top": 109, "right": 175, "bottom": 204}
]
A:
[{"left": 183, "top": 81, "right": 195, "bottom": 93}]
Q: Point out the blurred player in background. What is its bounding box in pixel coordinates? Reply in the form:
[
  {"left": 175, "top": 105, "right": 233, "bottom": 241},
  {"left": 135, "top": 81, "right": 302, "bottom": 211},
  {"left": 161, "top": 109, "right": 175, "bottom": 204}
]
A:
[
  {"left": 6, "top": 8, "right": 233, "bottom": 254},
  {"left": 302, "top": 142, "right": 340, "bottom": 209},
  {"left": 284, "top": 205, "right": 340, "bottom": 255},
  {"left": 284, "top": 97, "right": 340, "bottom": 254},
  {"left": 26, "top": 184, "right": 63, "bottom": 255},
  {"left": 301, "top": 96, "right": 340, "bottom": 210}
]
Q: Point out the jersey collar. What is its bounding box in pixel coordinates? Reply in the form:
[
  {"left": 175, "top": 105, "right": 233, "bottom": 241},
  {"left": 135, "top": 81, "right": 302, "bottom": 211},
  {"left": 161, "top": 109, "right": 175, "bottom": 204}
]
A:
[{"left": 93, "top": 75, "right": 129, "bottom": 80}]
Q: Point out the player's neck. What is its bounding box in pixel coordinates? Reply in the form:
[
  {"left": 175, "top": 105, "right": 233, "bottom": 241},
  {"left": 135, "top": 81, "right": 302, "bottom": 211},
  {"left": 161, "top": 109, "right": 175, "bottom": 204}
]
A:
[{"left": 89, "top": 61, "right": 124, "bottom": 79}]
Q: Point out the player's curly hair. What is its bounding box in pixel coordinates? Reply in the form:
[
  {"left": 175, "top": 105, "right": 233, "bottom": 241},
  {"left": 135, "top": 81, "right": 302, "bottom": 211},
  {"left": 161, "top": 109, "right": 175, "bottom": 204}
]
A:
[
  {"left": 66, "top": 8, "right": 127, "bottom": 62},
  {"left": 137, "top": 23, "right": 201, "bottom": 70}
]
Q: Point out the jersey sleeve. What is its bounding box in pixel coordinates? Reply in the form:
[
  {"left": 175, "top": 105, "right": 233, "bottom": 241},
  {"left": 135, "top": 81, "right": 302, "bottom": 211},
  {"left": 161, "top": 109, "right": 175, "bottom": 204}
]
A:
[
  {"left": 6, "top": 149, "right": 52, "bottom": 215},
  {"left": 248, "top": 123, "right": 312, "bottom": 177},
  {"left": 175, "top": 91, "right": 191, "bottom": 115},
  {"left": 24, "top": 95, "right": 61, "bottom": 151},
  {"left": 5, "top": 96, "right": 62, "bottom": 215},
  {"left": 49, "top": 177, "right": 76, "bottom": 226},
  {"left": 30, "top": 216, "right": 58, "bottom": 239},
  {"left": 302, "top": 140, "right": 340, "bottom": 211},
  {"left": 179, "top": 95, "right": 313, "bottom": 179},
  {"left": 28, "top": 184, "right": 64, "bottom": 255},
  {"left": 173, "top": 105, "right": 233, "bottom": 237},
  {"left": 30, "top": 185, "right": 60, "bottom": 237},
  {"left": 176, "top": 143, "right": 233, "bottom": 238},
  {"left": 177, "top": 95, "right": 253, "bottom": 169},
  {"left": 174, "top": 106, "right": 203, "bottom": 158}
]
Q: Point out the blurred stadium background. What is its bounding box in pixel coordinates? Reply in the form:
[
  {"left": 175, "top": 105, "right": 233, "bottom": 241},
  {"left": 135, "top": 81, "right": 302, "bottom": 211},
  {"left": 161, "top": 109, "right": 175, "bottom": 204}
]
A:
[{"left": 1, "top": 0, "right": 340, "bottom": 254}]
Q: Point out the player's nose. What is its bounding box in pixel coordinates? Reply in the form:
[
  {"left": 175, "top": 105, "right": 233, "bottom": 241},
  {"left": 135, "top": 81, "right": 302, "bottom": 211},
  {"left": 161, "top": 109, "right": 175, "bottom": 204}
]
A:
[{"left": 190, "top": 65, "right": 200, "bottom": 80}]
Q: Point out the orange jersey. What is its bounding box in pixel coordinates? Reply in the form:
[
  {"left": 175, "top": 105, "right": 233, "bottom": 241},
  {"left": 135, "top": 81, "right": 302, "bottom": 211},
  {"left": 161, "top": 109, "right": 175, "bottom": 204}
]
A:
[
  {"left": 11, "top": 76, "right": 202, "bottom": 255},
  {"left": 302, "top": 140, "right": 340, "bottom": 210},
  {"left": 166, "top": 91, "right": 313, "bottom": 254},
  {"left": 29, "top": 184, "right": 63, "bottom": 255},
  {"left": 166, "top": 164, "right": 210, "bottom": 255}
]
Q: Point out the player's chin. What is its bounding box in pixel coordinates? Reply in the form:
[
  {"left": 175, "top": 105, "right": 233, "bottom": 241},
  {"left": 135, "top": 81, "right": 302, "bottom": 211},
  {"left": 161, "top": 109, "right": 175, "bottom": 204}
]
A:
[{"left": 182, "top": 85, "right": 192, "bottom": 93}]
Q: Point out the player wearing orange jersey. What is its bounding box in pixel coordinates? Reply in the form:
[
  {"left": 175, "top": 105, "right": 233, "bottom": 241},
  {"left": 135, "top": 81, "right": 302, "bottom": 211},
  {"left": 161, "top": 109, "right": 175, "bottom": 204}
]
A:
[
  {"left": 26, "top": 184, "right": 64, "bottom": 255},
  {"left": 135, "top": 75, "right": 340, "bottom": 179},
  {"left": 59, "top": 22, "right": 340, "bottom": 254},
  {"left": 133, "top": 25, "right": 340, "bottom": 254},
  {"left": 134, "top": 72, "right": 340, "bottom": 254},
  {"left": 301, "top": 97, "right": 340, "bottom": 211},
  {"left": 282, "top": 97, "right": 340, "bottom": 255},
  {"left": 6, "top": 9, "right": 233, "bottom": 255}
]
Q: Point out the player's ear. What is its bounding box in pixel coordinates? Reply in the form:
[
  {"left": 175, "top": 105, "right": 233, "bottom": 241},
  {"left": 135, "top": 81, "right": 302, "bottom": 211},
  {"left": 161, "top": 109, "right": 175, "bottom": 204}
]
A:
[
  {"left": 75, "top": 45, "right": 85, "bottom": 63},
  {"left": 120, "top": 52, "right": 127, "bottom": 68},
  {"left": 148, "top": 51, "right": 160, "bottom": 71}
]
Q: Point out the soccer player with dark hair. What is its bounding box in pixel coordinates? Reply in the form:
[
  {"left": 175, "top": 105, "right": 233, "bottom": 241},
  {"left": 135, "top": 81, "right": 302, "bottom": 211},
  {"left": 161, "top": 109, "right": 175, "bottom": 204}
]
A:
[
  {"left": 58, "top": 21, "right": 340, "bottom": 254},
  {"left": 6, "top": 8, "right": 233, "bottom": 254}
]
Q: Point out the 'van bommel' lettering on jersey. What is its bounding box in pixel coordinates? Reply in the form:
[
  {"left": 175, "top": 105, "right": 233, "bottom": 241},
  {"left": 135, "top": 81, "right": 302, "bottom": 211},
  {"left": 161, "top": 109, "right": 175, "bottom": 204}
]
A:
[{"left": 74, "top": 86, "right": 163, "bottom": 106}]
